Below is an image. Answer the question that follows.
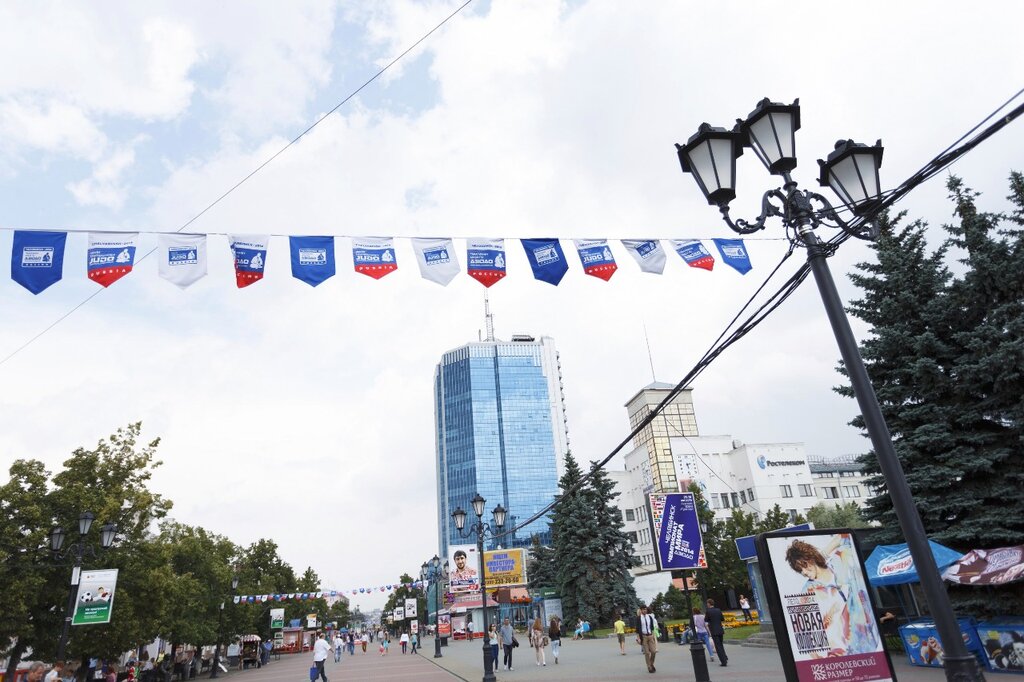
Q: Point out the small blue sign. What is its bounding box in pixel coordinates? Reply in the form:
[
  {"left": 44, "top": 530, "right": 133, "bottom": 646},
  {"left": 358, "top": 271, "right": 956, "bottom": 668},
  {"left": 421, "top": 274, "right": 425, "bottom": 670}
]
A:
[
  {"left": 11, "top": 231, "right": 67, "bottom": 294},
  {"left": 289, "top": 236, "right": 336, "bottom": 287},
  {"left": 713, "top": 238, "right": 752, "bottom": 274},
  {"left": 521, "top": 238, "right": 568, "bottom": 286}
]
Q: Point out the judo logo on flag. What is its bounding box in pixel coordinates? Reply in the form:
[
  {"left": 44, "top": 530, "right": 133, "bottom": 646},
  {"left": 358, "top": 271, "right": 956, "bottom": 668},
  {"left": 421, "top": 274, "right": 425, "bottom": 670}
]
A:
[
  {"left": 672, "top": 239, "right": 715, "bottom": 271},
  {"left": 352, "top": 237, "right": 398, "bottom": 279},
  {"left": 158, "top": 234, "right": 207, "bottom": 289},
  {"left": 621, "top": 239, "right": 666, "bottom": 274},
  {"left": 574, "top": 239, "right": 618, "bottom": 281},
  {"left": 713, "top": 238, "right": 752, "bottom": 274},
  {"left": 522, "top": 238, "right": 568, "bottom": 286},
  {"left": 12, "top": 231, "right": 67, "bottom": 294},
  {"left": 466, "top": 238, "right": 506, "bottom": 287},
  {"left": 230, "top": 234, "right": 269, "bottom": 288},
  {"left": 87, "top": 233, "right": 139, "bottom": 288},
  {"left": 412, "top": 238, "right": 459, "bottom": 286},
  {"left": 289, "top": 236, "right": 336, "bottom": 287}
]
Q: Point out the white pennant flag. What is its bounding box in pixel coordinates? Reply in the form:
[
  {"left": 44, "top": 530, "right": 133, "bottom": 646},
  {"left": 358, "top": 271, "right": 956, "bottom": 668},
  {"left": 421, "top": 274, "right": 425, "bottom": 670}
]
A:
[
  {"left": 411, "top": 238, "right": 460, "bottom": 286},
  {"left": 157, "top": 234, "right": 208, "bottom": 289},
  {"left": 621, "top": 239, "right": 666, "bottom": 274}
]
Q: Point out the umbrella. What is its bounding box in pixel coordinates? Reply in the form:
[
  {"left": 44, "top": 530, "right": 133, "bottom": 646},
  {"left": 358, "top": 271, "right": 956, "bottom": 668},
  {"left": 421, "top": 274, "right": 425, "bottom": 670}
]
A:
[{"left": 865, "top": 540, "right": 963, "bottom": 586}]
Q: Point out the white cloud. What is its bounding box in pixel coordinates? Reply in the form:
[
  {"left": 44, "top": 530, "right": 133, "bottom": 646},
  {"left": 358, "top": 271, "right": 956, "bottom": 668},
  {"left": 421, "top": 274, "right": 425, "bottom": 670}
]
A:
[
  {"left": 67, "top": 137, "right": 147, "bottom": 210},
  {"left": 0, "top": 98, "right": 107, "bottom": 161}
]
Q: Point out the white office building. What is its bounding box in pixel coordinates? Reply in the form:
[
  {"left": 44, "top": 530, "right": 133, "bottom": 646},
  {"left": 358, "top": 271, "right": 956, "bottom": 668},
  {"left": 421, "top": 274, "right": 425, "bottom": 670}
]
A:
[{"left": 809, "top": 455, "right": 872, "bottom": 508}]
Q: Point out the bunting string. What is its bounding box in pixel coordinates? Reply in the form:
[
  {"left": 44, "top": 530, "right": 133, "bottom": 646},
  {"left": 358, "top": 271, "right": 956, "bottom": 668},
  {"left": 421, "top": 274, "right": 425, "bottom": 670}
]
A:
[{"left": 232, "top": 581, "right": 429, "bottom": 605}]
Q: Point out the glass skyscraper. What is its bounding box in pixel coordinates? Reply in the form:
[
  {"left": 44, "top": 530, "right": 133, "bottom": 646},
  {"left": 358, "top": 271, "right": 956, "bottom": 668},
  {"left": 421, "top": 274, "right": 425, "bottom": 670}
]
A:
[{"left": 435, "top": 335, "right": 569, "bottom": 559}]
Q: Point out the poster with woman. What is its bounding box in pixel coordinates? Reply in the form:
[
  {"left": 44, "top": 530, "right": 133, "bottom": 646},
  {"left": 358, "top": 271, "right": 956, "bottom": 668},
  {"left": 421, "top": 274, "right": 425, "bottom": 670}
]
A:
[{"left": 757, "top": 529, "right": 896, "bottom": 682}]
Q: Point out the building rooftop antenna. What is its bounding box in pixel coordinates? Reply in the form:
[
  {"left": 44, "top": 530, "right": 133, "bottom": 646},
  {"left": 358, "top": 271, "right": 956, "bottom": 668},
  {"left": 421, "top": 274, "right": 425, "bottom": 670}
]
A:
[
  {"left": 484, "top": 290, "right": 495, "bottom": 342},
  {"left": 643, "top": 322, "right": 657, "bottom": 382}
]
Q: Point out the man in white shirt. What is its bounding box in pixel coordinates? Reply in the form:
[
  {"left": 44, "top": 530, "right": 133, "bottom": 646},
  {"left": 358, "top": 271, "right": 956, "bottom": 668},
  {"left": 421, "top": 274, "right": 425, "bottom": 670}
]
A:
[
  {"left": 312, "top": 633, "right": 331, "bottom": 682},
  {"left": 43, "top": 661, "right": 63, "bottom": 682},
  {"left": 333, "top": 634, "right": 344, "bottom": 662},
  {"left": 635, "top": 605, "right": 659, "bottom": 674}
]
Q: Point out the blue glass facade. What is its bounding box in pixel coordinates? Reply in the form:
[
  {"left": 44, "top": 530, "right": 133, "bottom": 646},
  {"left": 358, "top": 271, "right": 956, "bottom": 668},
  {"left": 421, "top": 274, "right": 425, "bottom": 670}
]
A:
[{"left": 435, "top": 339, "right": 567, "bottom": 559}]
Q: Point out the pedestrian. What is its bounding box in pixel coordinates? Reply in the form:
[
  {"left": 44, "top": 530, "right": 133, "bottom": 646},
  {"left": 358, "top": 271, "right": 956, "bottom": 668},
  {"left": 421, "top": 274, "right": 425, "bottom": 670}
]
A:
[
  {"left": 488, "top": 624, "right": 500, "bottom": 668},
  {"left": 573, "top": 617, "right": 584, "bottom": 640},
  {"left": 499, "top": 617, "right": 516, "bottom": 671},
  {"left": 333, "top": 633, "right": 343, "bottom": 662},
  {"left": 400, "top": 630, "right": 409, "bottom": 654},
  {"left": 104, "top": 664, "right": 117, "bottom": 682},
  {"left": 27, "top": 663, "right": 47, "bottom": 682},
  {"left": 467, "top": 619, "right": 474, "bottom": 641},
  {"left": 530, "top": 617, "right": 547, "bottom": 666},
  {"left": 411, "top": 631, "right": 419, "bottom": 655},
  {"left": 312, "top": 633, "right": 330, "bottom": 682},
  {"left": 705, "top": 599, "right": 728, "bottom": 667},
  {"left": 692, "top": 607, "right": 716, "bottom": 662},
  {"left": 635, "top": 604, "right": 659, "bottom": 674},
  {"left": 360, "top": 632, "right": 368, "bottom": 653},
  {"left": 381, "top": 633, "right": 389, "bottom": 656},
  {"left": 262, "top": 640, "right": 272, "bottom": 667},
  {"left": 347, "top": 632, "right": 355, "bottom": 656},
  {"left": 63, "top": 663, "right": 80, "bottom": 682},
  {"left": 614, "top": 612, "right": 627, "bottom": 655},
  {"left": 548, "top": 616, "right": 562, "bottom": 664},
  {"left": 739, "top": 594, "right": 752, "bottom": 622},
  {"left": 44, "top": 661, "right": 64, "bottom": 682}
]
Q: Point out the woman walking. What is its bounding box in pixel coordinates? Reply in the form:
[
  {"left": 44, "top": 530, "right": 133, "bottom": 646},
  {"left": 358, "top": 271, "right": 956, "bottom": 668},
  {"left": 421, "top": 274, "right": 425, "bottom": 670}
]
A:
[
  {"left": 488, "top": 624, "right": 500, "bottom": 669},
  {"left": 399, "top": 631, "right": 409, "bottom": 654},
  {"left": 548, "top": 616, "right": 562, "bottom": 664},
  {"left": 692, "top": 607, "right": 716, "bottom": 662},
  {"left": 531, "top": 617, "right": 547, "bottom": 666}
]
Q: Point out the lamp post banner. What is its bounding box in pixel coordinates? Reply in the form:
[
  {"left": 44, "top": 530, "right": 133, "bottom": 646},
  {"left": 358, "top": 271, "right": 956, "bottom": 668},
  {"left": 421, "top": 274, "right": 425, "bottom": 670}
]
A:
[
  {"left": 448, "top": 544, "right": 480, "bottom": 593},
  {"left": 405, "top": 598, "right": 417, "bottom": 619},
  {"left": 270, "top": 608, "right": 285, "bottom": 629},
  {"left": 394, "top": 607, "right": 404, "bottom": 621},
  {"left": 647, "top": 492, "right": 707, "bottom": 571},
  {"left": 71, "top": 568, "right": 118, "bottom": 625}
]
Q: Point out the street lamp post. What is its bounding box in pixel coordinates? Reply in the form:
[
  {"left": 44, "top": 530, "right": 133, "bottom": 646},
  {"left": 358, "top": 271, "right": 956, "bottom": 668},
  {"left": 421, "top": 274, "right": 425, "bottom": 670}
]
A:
[
  {"left": 210, "top": 574, "right": 239, "bottom": 678},
  {"left": 681, "top": 572, "right": 710, "bottom": 682},
  {"left": 421, "top": 555, "right": 449, "bottom": 658},
  {"left": 676, "top": 98, "right": 985, "bottom": 682},
  {"left": 451, "top": 494, "right": 507, "bottom": 682},
  {"left": 49, "top": 512, "right": 117, "bottom": 660}
]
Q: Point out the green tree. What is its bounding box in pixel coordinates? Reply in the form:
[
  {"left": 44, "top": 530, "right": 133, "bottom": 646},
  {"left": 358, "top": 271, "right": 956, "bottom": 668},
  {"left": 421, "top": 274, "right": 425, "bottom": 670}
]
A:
[
  {"left": 382, "top": 573, "right": 425, "bottom": 633},
  {"left": 805, "top": 502, "right": 868, "bottom": 530},
  {"left": 526, "top": 535, "right": 557, "bottom": 590}
]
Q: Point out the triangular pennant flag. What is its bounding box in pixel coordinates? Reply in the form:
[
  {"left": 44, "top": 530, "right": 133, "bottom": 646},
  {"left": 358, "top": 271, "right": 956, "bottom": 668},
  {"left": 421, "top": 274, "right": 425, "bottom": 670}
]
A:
[
  {"left": 289, "top": 236, "right": 336, "bottom": 287},
  {"left": 466, "top": 238, "right": 506, "bottom": 287},
  {"left": 573, "top": 239, "right": 618, "bottom": 281},
  {"left": 233, "top": 596, "right": 240, "bottom": 604},
  {"left": 412, "top": 238, "right": 460, "bottom": 286},
  {"left": 352, "top": 237, "right": 398, "bottom": 279},
  {"left": 672, "top": 239, "right": 715, "bottom": 271},
  {"left": 157, "top": 233, "right": 207, "bottom": 289},
  {"left": 229, "top": 235, "right": 269, "bottom": 288},
  {"left": 87, "top": 232, "right": 139, "bottom": 287},
  {"left": 521, "top": 238, "right": 568, "bottom": 286},
  {"left": 713, "top": 238, "right": 752, "bottom": 274},
  {"left": 620, "top": 239, "right": 666, "bottom": 274},
  {"left": 12, "top": 231, "right": 67, "bottom": 294}
]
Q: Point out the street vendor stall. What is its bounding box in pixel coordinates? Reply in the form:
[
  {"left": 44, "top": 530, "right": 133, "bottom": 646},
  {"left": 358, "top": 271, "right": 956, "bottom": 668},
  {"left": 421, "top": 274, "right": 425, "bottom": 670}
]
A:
[{"left": 238, "top": 635, "right": 261, "bottom": 669}]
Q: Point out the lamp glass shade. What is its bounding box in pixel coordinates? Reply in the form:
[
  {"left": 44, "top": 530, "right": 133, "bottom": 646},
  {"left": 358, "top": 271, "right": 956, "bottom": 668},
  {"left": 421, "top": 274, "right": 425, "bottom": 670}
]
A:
[
  {"left": 231, "top": 576, "right": 239, "bottom": 590},
  {"left": 676, "top": 124, "right": 743, "bottom": 207},
  {"left": 741, "top": 98, "right": 800, "bottom": 174},
  {"left": 99, "top": 523, "right": 117, "bottom": 548},
  {"left": 50, "top": 527, "right": 66, "bottom": 552},
  {"left": 492, "top": 504, "right": 507, "bottom": 529},
  {"left": 432, "top": 554, "right": 440, "bottom": 570},
  {"left": 79, "top": 511, "right": 95, "bottom": 536},
  {"left": 452, "top": 506, "right": 468, "bottom": 531},
  {"left": 470, "top": 493, "right": 486, "bottom": 519},
  {"left": 818, "top": 140, "right": 884, "bottom": 215}
]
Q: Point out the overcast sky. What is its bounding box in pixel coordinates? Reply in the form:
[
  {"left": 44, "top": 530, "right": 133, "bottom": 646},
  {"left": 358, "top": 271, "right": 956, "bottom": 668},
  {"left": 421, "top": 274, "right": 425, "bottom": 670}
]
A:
[{"left": 1, "top": 1, "right": 1021, "bottom": 609}]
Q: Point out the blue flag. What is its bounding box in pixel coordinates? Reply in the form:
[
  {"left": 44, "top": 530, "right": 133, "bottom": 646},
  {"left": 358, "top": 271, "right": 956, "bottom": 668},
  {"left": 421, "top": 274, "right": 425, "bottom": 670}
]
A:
[
  {"left": 521, "top": 238, "right": 568, "bottom": 286},
  {"left": 713, "top": 238, "right": 752, "bottom": 274},
  {"left": 11, "top": 231, "right": 67, "bottom": 294},
  {"left": 289, "top": 236, "right": 336, "bottom": 287}
]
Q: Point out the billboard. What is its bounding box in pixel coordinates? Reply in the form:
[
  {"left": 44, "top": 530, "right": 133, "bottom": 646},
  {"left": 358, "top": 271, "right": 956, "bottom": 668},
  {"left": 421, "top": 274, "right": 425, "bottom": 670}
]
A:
[
  {"left": 438, "top": 613, "right": 451, "bottom": 638},
  {"left": 270, "top": 608, "right": 285, "bottom": 629},
  {"left": 756, "top": 529, "right": 895, "bottom": 682},
  {"left": 405, "top": 598, "right": 418, "bottom": 619},
  {"left": 483, "top": 548, "right": 527, "bottom": 587},
  {"left": 306, "top": 613, "right": 318, "bottom": 629},
  {"left": 647, "top": 492, "right": 707, "bottom": 571},
  {"left": 449, "top": 544, "right": 480, "bottom": 593},
  {"left": 72, "top": 568, "right": 118, "bottom": 625}
]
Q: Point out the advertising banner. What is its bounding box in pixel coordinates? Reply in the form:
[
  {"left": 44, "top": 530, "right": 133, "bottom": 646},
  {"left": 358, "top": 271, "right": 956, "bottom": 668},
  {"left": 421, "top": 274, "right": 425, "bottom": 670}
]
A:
[
  {"left": 647, "top": 492, "right": 707, "bottom": 571},
  {"left": 756, "top": 529, "right": 895, "bottom": 682},
  {"left": 270, "top": 608, "right": 285, "bottom": 629},
  {"left": 394, "top": 607, "right": 404, "bottom": 621},
  {"left": 449, "top": 544, "right": 480, "bottom": 593},
  {"left": 72, "top": 569, "right": 118, "bottom": 625},
  {"left": 943, "top": 545, "right": 1024, "bottom": 586},
  {"left": 411, "top": 621, "right": 419, "bottom": 634},
  {"left": 405, "top": 598, "right": 417, "bottom": 619},
  {"left": 483, "top": 548, "right": 527, "bottom": 587},
  {"left": 306, "top": 613, "right": 318, "bottom": 629},
  {"left": 438, "top": 614, "right": 451, "bottom": 638}
]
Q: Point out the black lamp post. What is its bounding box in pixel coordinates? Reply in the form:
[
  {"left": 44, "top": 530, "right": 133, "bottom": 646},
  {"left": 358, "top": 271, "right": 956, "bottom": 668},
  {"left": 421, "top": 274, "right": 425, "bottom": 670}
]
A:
[
  {"left": 451, "top": 494, "right": 507, "bottom": 682},
  {"left": 49, "top": 512, "right": 117, "bottom": 660},
  {"left": 421, "top": 555, "right": 449, "bottom": 658},
  {"left": 676, "top": 98, "right": 985, "bottom": 682},
  {"left": 210, "top": 573, "right": 239, "bottom": 678}
]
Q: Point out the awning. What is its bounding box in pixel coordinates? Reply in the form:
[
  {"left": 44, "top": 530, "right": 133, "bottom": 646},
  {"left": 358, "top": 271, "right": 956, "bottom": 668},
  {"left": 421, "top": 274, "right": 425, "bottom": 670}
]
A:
[
  {"left": 943, "top": 545, "right": 1024, "bottom": 585},
  {"left": 865, "top": 541, "right": 963, "bottom": 586},
  {"left": 239, "top": 634, "right": 262, "bottom": 642}
]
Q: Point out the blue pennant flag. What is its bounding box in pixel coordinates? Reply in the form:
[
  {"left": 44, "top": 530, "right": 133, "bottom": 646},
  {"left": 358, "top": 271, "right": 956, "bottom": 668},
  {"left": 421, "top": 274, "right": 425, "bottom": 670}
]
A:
[
  {"left": 289, "top": 236, "right": 336, "bottom": 287},
  {"left": 713, "top": 238, "right": 752, "bottom": 274},
  {"left": 521, "top": 238, "right": 568, "bottom": 286},
  {"left": 11, "top": 231, "right": 67, "bottom": 294}
]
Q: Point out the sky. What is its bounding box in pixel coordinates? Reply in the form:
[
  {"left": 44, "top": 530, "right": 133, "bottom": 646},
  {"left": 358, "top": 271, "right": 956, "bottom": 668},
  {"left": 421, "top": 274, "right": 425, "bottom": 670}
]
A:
[{"left": 1, "top": 1, "right": 1022, "bottom": 610}]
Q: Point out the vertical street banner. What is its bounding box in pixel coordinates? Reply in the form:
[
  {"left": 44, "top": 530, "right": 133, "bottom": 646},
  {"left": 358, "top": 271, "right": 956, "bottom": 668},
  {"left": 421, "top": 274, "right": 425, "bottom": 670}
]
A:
[
  {"left": 620, "top": 239, "right": 666, "bottom": 274},
  {"left": 412, "top": 238, "right": 460, "bottom": 286},
  {"left": 270, "top": 608, "right": 285, "bottom": 629},
  {"left": 404, "top": 598, "right": 417, "bottom": 619},
  {"left": 411, "top": 621, "right": 419, "bottom": 634},
  {"left": 157, "top": 234, "right": 207, "bottom": 289},
  {"left": 307, "top": 613, "right": 318, "bottom": 629},
  {"left": 11, "top": 230, "right": 67, "bottom": 294},
  {"left": 756, "top": 529, "right": 894, "bottom": 682},
  {"left": 672, "top": 239, "right": 716, "bottom": 271},
  {"left": 289, "top": 236, "right": 336, "bottom": 287},
  {"left": 713, "top": 238, "right": 752, "bottom": 274},
  {"left": 394, "top": 607, "right": 405, "bottom": 621},
  {"left": 573, "top": 239, "right": 618, "bottom": 281},
  {"left": 521, "top": 238, "right": 568, "bottom": 286},
  {"left": 466, "top": 238, "right": 507, "bottom": 287},
  {"left": 352, "top": 237, "right": 398, "bottom": 279},
  {"left": 87, "top": 233, "right": 139, "bottom": 287},
  {"left": 72, "top": 568, "right": 118, "bottom": 625},
  {"left": 438, "top": 614, "right": 451, "bottom": 638},
  {"left": 647, "top": 492, "right": 707, "bottom": 571},
  {"left": 229, "top": 235, "right": 269, "bottom": 288},
  {"left": 449, "top": 544, "right": 480, "bottom": 593}
]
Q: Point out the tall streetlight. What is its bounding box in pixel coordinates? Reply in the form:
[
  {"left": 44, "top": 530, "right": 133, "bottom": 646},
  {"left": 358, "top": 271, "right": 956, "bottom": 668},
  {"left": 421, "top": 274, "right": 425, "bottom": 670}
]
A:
[
  {"left": 49, "top": 512, "right": 117, "bottom": 660},
  {"left": 451, "top": 494, "right": 506, "bottom": 682},
  {"left": 210, "top": 573, "right": 239, "bottom": 678},
  {"left": 676, "top": 97, "right": 985, "bottom": 682},
  {"left": 421, "top": 555, "right": 449, "bottom": 658}
]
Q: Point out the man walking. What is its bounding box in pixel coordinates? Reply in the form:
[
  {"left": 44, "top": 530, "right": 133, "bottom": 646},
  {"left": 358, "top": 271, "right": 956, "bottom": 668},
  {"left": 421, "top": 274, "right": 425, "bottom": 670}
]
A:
[
  {"left": 636, "top": 605, "right": 658, "bottom": 674},
  {"left": 499, "top": 617, "right": 515, "bottom": 671},
  {"left": 706, "top": 599, "right": 728, "bottom": 667},
  {"left": 312, "top": 633, "right": 331, "bottom": 682},
  {"left": 614, "top": 613, "right": 627, "bottom": 655}
]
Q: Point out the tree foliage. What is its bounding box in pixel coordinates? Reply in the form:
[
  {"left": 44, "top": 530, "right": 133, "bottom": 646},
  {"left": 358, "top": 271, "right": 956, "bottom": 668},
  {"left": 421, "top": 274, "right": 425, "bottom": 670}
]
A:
[{"left": 805, "top": 502, "right": 868, "bottom": 530}]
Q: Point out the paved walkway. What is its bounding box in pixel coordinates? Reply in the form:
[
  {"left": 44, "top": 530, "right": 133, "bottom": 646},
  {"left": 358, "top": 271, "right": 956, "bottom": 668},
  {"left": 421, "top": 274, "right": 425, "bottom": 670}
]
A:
[{"left": 215, "top": 645, "right": 459, "bottom": 682}]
